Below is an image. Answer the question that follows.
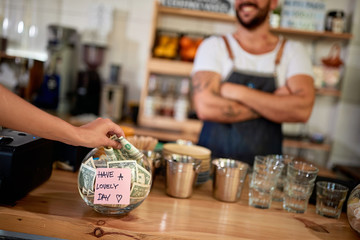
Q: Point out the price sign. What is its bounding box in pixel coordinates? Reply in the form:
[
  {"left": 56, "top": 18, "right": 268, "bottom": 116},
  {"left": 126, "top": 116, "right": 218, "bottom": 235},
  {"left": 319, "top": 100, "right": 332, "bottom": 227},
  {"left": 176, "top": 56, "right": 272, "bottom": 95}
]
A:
[{"left": 94, "top": 168, "right": 131, "bottom": 205}]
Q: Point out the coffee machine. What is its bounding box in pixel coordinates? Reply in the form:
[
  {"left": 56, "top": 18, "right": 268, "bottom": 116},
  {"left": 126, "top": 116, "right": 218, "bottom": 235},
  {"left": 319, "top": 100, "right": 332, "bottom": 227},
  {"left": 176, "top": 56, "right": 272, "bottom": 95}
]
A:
[
  {"left": 34, "top": 25, "right": 78, "bottom": 114},
  {"left": 71, "top": 44, "right": 106, "bottom": 115}
]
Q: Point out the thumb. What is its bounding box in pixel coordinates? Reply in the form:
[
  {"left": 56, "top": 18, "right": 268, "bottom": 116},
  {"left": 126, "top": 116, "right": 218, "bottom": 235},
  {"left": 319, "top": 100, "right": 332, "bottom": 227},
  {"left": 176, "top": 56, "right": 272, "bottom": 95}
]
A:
[{"left": 106, "top": 139, "right": 122, "bottom": 149}]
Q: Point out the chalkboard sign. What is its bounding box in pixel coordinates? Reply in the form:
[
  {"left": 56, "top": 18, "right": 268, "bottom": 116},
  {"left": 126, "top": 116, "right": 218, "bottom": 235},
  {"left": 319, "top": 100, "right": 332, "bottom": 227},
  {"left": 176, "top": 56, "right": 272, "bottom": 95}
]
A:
[{"left": 162, "top": 0, "right": 231, "bottom": 14}]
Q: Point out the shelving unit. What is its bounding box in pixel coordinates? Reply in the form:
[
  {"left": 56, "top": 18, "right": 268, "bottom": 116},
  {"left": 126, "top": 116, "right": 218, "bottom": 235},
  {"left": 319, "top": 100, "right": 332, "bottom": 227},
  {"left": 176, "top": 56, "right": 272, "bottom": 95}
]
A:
[
  {"left": 138, "top": 1, "right": 352, "bottom": 152},
  {"left": 148, "top": 58, "right": 193, "bottom": 76}
]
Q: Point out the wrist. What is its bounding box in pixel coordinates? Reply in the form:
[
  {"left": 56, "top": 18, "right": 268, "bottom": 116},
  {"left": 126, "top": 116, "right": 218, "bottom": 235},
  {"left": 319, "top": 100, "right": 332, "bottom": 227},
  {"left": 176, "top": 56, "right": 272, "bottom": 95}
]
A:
[
  {"left": 221, "top": 82, "right": 245, "bottom": 102},
  {"left": 220, "top": 82, "right": 231, "bottom": 98},
  {"left": 219, "top": 82, "right": 226, "bottom": 97},
  {"left": 60, "top": 123, "right": 82, "bottom": 147}
]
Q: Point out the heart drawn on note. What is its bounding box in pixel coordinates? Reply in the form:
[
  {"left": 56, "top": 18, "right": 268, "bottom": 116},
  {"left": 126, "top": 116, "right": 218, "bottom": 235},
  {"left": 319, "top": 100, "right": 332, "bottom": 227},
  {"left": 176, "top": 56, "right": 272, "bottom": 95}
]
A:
[{"left": 116, "top": 194, "right": 123, "bottom": 203}]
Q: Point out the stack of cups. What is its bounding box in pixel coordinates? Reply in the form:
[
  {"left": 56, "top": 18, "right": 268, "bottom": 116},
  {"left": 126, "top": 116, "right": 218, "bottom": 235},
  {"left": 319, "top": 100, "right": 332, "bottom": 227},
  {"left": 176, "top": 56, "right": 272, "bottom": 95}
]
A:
[
  {"left": 249, "top": 156, "right": 285, "bottom": 209},
  {"left": 267, "top": 155, "right": 295, "bottom": 202},
  {"left": 283, "top": 161, "right": 319, "bottom": 213}
]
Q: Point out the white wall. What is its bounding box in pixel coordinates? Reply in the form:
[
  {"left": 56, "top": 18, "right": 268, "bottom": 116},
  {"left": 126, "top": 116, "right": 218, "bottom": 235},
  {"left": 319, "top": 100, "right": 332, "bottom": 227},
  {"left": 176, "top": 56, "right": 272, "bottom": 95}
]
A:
[{"left": 329, "top": 0, "right": 360, "bottom": 167}]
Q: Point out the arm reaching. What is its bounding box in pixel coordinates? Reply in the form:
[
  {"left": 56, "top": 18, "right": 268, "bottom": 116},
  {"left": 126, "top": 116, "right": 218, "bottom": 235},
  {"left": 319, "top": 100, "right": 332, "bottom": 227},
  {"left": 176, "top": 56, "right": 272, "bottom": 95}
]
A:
[
  {"left": 220, "top": 74, "right": 315, "bottom": 123},
  {"left": 0, "top": 84, "right": 124, "bottom": 148},
  {"left": 192, "top": 71, "right": 259, "bottom": 123}
]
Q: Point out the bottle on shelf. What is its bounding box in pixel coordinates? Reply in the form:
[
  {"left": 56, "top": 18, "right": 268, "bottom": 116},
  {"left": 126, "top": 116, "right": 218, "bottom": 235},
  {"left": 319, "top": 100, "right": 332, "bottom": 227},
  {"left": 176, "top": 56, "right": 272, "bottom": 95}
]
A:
[
  {"left": 174, "top": 78, "right": 190, "bottom": 121},
  {"left": 143, "top": 74, "right": 162, "bottom": 117},
  {"left": 160, "top": 78, "right": 176, "bottom": 117}
]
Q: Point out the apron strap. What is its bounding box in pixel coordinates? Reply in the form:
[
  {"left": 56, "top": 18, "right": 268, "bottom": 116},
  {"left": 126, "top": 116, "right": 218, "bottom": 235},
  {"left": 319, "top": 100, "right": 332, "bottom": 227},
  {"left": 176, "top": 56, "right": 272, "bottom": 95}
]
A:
[
  {"left": 275, "top": 38, "right": 287, "bottom": 66},
  {"left": 222, "top": 35, "right": 287, "bottom": 65},
  {"left": 222, "top": 35, "right": 234, "bottom": 60}
]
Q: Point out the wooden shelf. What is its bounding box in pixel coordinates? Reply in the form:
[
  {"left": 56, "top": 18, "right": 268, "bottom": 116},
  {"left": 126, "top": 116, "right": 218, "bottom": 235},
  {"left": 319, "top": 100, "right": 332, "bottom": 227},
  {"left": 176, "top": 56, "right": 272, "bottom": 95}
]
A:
[
  {"left": 316, "top": 88, "right": 341, "bottom": 97},
  {"left": 138, "top": 115, "right": 203, "bottom": 133},
  {"left": 159, "top": 4, "right": 352, "bottom": 41},
  {"left": 132, "top": 125, "right": 199, "bottom": 143},
  {"left": 148, "top": 58, "right": 193, "bottom": 76},
  {"left": 283, "top": 138, "right": 331, "bottom": 152},
  {"left": 159, "top": 5, "right": 235, "bottom": 22},
  {"left": 270, "top": 27, "right": 353, "bottom": 40}
]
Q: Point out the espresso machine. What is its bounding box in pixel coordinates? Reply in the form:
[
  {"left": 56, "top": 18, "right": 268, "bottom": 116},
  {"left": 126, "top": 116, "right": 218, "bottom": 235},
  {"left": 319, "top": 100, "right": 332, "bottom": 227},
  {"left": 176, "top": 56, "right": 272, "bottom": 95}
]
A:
[{"left": 34, "top": 25, "right": 78, "bottom": 114}]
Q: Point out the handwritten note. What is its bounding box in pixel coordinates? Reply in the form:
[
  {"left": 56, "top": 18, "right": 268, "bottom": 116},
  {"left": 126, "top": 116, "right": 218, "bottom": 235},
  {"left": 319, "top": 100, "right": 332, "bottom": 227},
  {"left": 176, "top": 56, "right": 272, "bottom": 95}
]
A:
[{"left": 94, "top": 168, "right": 131, "bottom": 205}]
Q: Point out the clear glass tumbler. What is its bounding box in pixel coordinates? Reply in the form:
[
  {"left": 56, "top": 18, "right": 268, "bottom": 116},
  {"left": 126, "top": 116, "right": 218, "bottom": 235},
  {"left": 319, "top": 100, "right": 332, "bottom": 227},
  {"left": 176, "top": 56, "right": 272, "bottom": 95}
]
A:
[
  {"left": 283, "top": 161, "right": 318, "bottom": 213},
  {"left": 249, "top": 155, "right": 284, "bottom": 209},
  {"left": 283, "top": 180, "right": 314, "bottom": 213},
  {"left": 316, "top": 181, "right": 349, "bottom": 219},
  {"left": 267, "top": 154, "right": 294, "bottom": 202}
]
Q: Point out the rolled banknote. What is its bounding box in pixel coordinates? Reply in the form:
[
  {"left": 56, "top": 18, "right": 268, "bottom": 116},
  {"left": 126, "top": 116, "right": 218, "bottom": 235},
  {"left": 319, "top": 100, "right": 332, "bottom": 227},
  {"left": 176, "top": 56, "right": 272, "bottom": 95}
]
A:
[
  {"left": 104, "top": 147, "right": 118, "bottom": 161},
  {"left": 110, "top": 135, "right": 144, "bottom": 161},
  {"left": 118, "top": 136, "right": 144, "bottom": 161}
]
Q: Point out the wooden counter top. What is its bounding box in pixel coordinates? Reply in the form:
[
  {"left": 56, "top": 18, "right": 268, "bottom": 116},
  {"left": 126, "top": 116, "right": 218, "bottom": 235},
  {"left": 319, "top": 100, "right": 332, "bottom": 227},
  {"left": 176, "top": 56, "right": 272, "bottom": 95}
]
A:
[{"left": 0, "top": 169, "right": 357, "bottom": 240}]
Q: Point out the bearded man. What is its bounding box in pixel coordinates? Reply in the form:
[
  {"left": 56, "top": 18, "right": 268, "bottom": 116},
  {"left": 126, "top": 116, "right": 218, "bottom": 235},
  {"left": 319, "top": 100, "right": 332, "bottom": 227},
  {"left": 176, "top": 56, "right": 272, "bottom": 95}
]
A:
[{"left": 191, "top": 0, "right": 315, "bottom": 165}]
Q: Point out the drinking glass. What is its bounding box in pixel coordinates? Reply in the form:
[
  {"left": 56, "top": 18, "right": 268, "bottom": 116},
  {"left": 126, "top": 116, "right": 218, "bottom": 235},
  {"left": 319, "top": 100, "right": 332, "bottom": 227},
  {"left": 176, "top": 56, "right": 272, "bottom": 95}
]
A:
[
  {"left": 249, "top": 156, "right": 284, "bottom": 209},
  {"left": 316, "top": 181, "right": 348, "bottom": 219},
  {"left": 267, "top": 154, "right": 294, "bottom": 201},
  {"left": 283, "top": 180, "right": 314, "bottom": 213},
  {"left": 287, "top": 161, "right": 319, "bottom": 184},
  {"left": 283, "top": 161, "right": 318, "bottom": 213}
]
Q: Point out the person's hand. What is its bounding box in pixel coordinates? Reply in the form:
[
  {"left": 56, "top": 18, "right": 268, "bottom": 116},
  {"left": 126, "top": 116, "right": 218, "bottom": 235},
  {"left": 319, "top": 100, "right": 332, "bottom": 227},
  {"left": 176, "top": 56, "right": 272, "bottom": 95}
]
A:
[{"left": 77, "top": 118, "right": 125, "bottom": 149}]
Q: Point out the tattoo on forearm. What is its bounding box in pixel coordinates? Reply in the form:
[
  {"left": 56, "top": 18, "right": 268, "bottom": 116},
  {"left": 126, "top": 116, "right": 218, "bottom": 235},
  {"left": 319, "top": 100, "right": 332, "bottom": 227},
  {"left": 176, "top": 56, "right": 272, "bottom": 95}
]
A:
[
  {"left": 192, "top": 77, "right": 211, "bottom": 93},
  {"left": 223, "top": 105, "right": 242, "bottom": 118},
  {"left": 192, "top": 73, "right": 219, "bottom": 94},
  {"left": 222, "top": 106, "right": 260, "bottom": 120}
]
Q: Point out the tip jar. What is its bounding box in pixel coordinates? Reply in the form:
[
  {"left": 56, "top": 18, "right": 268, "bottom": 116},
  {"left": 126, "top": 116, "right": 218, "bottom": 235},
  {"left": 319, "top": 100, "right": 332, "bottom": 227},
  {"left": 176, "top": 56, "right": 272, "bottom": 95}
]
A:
[{"left": 78, "top": 136, "right": 152, "bottom": 215}]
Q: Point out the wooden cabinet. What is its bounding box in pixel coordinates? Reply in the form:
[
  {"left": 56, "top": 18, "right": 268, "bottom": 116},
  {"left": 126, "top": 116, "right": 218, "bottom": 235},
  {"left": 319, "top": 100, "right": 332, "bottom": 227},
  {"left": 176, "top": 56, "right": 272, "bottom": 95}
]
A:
[{"left": 138, "top": 1, "right": 352, "bottom": 151}]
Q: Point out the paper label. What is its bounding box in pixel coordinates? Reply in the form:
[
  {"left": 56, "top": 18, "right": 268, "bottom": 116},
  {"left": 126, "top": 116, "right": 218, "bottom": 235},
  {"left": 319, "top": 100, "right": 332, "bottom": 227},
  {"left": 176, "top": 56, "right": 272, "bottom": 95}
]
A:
[{"left": 94, "top": 168, "right": 131, "bottom": 205}]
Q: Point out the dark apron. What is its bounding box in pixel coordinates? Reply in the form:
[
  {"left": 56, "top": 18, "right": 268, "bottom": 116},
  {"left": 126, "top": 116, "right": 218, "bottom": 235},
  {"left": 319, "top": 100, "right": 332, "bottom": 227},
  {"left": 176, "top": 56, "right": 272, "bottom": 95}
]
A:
[{"left": 198, "top": 36, "right": 287, "bottom": 165}]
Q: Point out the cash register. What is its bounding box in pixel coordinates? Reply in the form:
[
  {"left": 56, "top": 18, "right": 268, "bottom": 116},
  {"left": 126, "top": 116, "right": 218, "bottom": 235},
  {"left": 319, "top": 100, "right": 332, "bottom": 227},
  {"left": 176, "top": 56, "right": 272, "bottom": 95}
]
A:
[{"left": 0, "top": 128, "right": 54, "bottom": 204}]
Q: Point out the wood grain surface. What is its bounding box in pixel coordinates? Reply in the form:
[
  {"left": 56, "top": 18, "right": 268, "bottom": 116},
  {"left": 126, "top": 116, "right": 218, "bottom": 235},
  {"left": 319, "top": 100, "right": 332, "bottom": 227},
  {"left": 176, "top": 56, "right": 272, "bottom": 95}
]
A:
[{"left": 0, "top": 169, "right": 358, "bottom": 240}]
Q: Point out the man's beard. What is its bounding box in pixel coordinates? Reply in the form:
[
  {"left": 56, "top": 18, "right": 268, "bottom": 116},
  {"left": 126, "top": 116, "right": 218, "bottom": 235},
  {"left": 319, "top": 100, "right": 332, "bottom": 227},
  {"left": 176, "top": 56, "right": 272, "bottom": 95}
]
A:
[{"left": 235, "top": 1, "right": 270, "bottom": 30}]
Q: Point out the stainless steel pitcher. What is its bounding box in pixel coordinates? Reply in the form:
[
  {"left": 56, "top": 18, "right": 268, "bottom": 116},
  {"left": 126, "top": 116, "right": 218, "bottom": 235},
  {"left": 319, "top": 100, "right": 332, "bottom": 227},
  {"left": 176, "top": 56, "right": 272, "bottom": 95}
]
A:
[
  {"left": 165, "top": 154, "right": 201, "bottom": 198},
  {"left": 212, "top": 158, "right": 249, "bottom": 202}
]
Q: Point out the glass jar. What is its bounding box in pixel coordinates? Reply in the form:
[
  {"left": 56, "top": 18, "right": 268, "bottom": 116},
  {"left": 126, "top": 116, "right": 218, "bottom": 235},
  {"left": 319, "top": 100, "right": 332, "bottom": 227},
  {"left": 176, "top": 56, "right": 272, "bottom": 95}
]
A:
[
  {"left": 78, "top": 136, "right": 152, "bottom": 215},
  {"left": 347, "top": 184, "right": 360, "bottom": 236}
]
